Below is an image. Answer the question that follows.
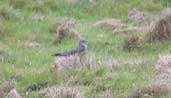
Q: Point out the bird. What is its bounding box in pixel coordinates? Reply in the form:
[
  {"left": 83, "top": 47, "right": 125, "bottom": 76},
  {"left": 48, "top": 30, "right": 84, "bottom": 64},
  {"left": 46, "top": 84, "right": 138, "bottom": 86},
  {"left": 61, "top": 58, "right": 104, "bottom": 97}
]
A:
[{"left": 53, "top": 39, "right": 87, "bottom": 57}]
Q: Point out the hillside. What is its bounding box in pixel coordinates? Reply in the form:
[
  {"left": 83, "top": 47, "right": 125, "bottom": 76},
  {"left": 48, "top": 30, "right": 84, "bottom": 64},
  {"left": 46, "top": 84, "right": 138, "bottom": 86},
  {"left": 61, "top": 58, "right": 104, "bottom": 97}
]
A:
[{"left": 0, "top": 0, "right": 171, "bottom": 98}]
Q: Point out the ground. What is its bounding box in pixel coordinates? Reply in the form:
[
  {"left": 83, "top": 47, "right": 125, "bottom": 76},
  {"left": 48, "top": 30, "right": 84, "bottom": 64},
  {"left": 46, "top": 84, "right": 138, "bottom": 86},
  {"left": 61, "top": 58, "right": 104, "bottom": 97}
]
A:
[{"left": 0, "top": 0, "right": 171, "bottom": 98}]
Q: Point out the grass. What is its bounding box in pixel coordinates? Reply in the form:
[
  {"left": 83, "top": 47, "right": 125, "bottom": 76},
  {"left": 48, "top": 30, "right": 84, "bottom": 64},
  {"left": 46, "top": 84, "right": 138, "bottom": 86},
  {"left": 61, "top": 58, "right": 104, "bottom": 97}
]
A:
[{"left": 0, "top": 0, "right": 170, "bottom": 97}]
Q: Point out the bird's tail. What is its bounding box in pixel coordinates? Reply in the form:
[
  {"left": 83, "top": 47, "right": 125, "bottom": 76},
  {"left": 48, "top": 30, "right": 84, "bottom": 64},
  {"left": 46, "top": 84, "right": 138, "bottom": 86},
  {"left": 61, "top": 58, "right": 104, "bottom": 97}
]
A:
[{"left": 52, "top": 53, "right": 61, "bottom": 56}]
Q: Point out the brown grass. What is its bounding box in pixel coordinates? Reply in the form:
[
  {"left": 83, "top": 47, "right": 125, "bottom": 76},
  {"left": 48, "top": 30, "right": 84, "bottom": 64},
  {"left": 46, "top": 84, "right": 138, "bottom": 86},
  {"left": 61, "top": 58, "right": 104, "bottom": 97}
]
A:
[
  {"left": 127, "top": 86, "right": 160, "bottom": 98},
  {"left": 6, "top": 88, "right": 22, "bottom": 98},
  {"left": 0, "top": 80, "right": 15, "bottom": 93},
  {"left": 50, "top": 17, "right": 76, "bottom": 33},
  {"left": 52, "top": 18, "right": 82, "bottom": 43},
  {"left": 94, "top": 19, "right": 127, "bottom": 31},
  {"left": 54, "top": 27, "right": 81, "bottom": 43},
  {"left": 122, "top": 35, "right": 143, "bottom": 51},
  {"left": 0, "top": 6, "right": 19, "bottom": 20},
  {"left": 145, "top": 7, "right": 171, "bottom": 42},
  {"left": 0, "top": 80, "right": 15, "bottom": 97}
]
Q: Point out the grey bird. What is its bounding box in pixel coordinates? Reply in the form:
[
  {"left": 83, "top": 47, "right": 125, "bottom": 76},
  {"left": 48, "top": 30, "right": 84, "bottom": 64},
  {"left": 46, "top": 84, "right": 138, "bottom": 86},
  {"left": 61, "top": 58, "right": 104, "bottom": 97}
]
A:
[{"left": 53, "top": 39, "right": 87, "bottom": 57}]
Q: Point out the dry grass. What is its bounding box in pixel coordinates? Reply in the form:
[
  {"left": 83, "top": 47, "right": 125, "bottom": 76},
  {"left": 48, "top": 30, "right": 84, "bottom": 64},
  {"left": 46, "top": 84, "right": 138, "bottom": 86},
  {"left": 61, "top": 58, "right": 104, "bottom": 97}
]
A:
[
  {"left": 0, "top": 6, "right": 20, "bottom": 20},
  {"left": 0, "top": 7, "right": 12, "bottom": 20},
  {"left": 122, "top": 8, "right": 171, "bottom": 52},
  {"left": 53, "top": 54, "right": 95, "bottom": 72},
  {"left": 102, "top": 57, "right": 120, "bottom": 72},
  {"left": 127, "top": 86, "right": 157, "bottom": 98},
  {"left": 128, "top": 9, "right": 145, "bottom": 24},
  {"left": 22, "top": 41, "right": 40, "bottom": 48},
  {"left": 5, "top": 88, "right": 22, "bottom": 98},
  {"left": 153, "top": 55, "right": 171, "bottom": 94},
  {"left": 122, "top": 7, "right": 171, "bottom": 52},
  {"left": 113, "top": 26, "right": 148, "bottom": 35},
  {"left": 127, "top": 55, "right": 171, "bottom": 98},
  {"left": 0, "top": 80, "right": 15, "bottom": 98},
  {"left": 97, "top": 90, "right": 113, "bottom": 98},
  {"left": 0, "top": 80, "right": 15, "bottom": 93},
  {"left": 122, "top": 35, "right": 143, "bottom": 51},
  {"left": 54, "top": 28, "right": 81, "bottom": 43},
  {"left": 53, "top": 53, "right": 119, "bottom": 73},
  {"left": 52, "top": 18, "right": 81, "bottom": 43},
  {"left": 94, "top": 19, "right": 127, "bottom": 31},
  {"left": 51, "top": 17, "right": 76, "bottom": 33},
  {"left": 145, "top": 7, "right": 171, "bottom": 42},
  {"left": 39, "top": 86, "right": 84, "bottom": 98}
]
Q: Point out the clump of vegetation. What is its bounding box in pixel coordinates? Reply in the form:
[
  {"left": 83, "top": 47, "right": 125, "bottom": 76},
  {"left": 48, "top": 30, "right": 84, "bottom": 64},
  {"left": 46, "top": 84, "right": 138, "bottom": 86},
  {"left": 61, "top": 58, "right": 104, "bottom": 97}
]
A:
[
  {"left": 0, "top": 7, "right": 12, "bottom": 20},
  {"left": 39, "top": 86, "right": 84, "bottom": 98},
  {"left": 9, "top": 0, "right": 28, "bottom": 9},
  {"left": 127, "top": 86, "right": 157, "bottom": 98},
  {"left": 153, "top": 55, "right": 171, "bottom": 94},
  {"left": 0, "top": 6, "right": 20, "bottom": 20},
  {"left": 128, "top": 9, "right": 145, "bottom": 24},
  {"left": 97, "top": 90, "right": 113, "bottom": 98},
  {"left": 53, "top": 54, "right": 95, "bottom": 72},
  {"left": 127, "top": 55, "right": 171, "bottom": 98},
  {"left": 0, "top": 80, "right": 15, "bottom": 98},
  {"left": 26, "top": 81, "right": 48, "bottom": 92},
  {"left": 51, "top": 17, "right": 76, "bottom": 33},
  {"left": 6, "top": 88, "right": 22, "bottom": 98},
  {"left": 94, "top": 18, "right": 127, "bottom": 31},
  {"left": 52, "top": 17, "right": 81, "bottom": 43},
  {"left": 145, "top": 7, "right": 171, "bottom": 42},
  {"left": 122, "top": 35, "right": 143, "bottom": 51}
]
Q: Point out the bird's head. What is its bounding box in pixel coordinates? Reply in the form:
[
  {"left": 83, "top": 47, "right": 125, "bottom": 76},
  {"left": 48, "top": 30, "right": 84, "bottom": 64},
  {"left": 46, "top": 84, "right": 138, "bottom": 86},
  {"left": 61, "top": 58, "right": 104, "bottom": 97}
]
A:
[{"left": 79, "top": 39, "right": 87, "bottom": 44}]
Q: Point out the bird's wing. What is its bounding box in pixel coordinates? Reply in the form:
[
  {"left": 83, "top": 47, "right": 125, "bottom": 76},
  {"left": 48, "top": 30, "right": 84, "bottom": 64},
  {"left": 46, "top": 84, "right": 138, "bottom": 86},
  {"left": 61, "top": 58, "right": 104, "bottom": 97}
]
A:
[{"left": 53, "top": 46, "right": 80, "bottom": 56}]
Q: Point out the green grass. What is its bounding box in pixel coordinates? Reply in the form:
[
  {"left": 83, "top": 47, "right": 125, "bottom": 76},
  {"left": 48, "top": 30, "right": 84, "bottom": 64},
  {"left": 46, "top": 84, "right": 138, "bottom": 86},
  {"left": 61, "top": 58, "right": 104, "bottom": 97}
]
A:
[{"left": 0, "top": 0, "right": 170, "bottom": 98}]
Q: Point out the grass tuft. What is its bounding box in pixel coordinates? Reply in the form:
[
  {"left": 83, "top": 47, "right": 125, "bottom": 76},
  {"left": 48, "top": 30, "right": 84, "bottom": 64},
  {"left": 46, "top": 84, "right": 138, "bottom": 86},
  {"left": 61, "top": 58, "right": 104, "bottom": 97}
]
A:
[{"left": 145, "top": 7, "right": 171, "bottom": 42}]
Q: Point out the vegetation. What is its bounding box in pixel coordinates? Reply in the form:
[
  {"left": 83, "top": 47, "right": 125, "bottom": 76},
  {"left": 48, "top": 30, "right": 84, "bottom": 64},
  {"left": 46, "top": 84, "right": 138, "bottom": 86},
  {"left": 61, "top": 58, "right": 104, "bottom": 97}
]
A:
[{"left": 0, "top": 0, "right": 171, "bottom": 98}]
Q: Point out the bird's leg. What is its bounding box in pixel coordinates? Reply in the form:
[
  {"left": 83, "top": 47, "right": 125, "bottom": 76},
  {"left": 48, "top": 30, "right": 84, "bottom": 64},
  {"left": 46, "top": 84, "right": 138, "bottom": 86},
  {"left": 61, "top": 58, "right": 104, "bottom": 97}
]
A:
[{"left": 79, "top": 52, "right": 87, "bottom": 67}]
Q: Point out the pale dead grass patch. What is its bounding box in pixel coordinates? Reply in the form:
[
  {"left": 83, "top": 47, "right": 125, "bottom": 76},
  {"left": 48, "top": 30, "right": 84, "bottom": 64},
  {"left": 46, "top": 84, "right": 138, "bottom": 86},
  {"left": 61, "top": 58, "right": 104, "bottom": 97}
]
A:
[
  {"left": 5, "top": 88, "right": 22, "bottom": 98},
  {"left": 94, "top": 19, "right": 127, "bottom": 31},
  {"left": 0, "top": 80, "right": 16, "bottom": 98},
  {"left": 39, "top": 86, "right": 84, "bottom": 98},
  {"left": 53, "top": 53, "right": 95, "bottom": 72}
]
